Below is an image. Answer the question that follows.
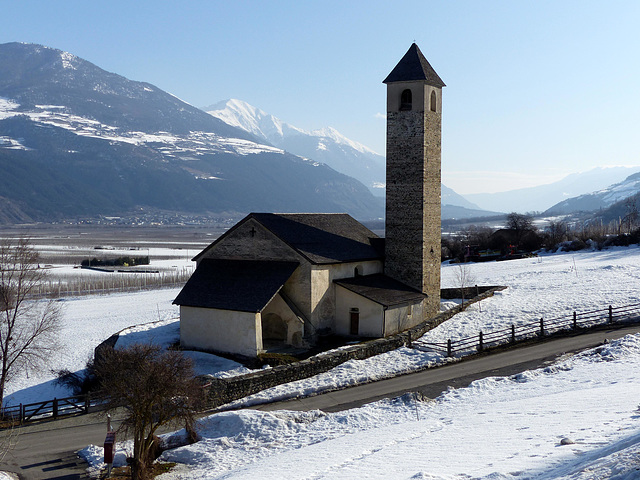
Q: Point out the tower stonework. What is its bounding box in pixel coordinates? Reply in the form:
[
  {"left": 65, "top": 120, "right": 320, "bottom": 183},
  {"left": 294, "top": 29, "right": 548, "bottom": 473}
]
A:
[{"left": 383, "top": 43, "right": 444, "bottom": 318}]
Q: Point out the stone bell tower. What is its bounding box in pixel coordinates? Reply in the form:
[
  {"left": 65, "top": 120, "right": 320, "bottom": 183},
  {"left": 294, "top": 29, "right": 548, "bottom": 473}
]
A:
[{"left": 383, "top": 43, "right": 444, "bottom": 318}]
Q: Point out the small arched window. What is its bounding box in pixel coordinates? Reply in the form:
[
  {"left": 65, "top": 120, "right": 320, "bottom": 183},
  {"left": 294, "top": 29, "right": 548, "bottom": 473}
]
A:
[
  {"left": 400, "top": 89, "right": 412, "bottom": 111},
  {"left": 430, "top": 90, "right": 437, "bottom": 112},
  {"left": 354, "top": 265, "right": 362, "bottom": 277}
]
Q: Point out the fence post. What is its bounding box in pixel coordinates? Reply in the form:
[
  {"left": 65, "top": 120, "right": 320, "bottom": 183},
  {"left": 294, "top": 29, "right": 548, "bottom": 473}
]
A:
[
  {"left": 447, "top": 339, "right": 452, "bottom": 357},
  {"left": 406, "top": 331, "right": 412, "bottom": 348},
  {"left": 609, "top": 305, "right": 613, "bottom": 324},
  {"left": 573, "top": 311, "right": 577, "bottom": 330},
  {"left": 511, "top": 324, "right": 516, "bottom": 343},
  {"left": 20, "top": 403, "right": 24, "bottom": 424},
  {"left": 478, "top": 331, "right": 483, "bottom": 352},
  {"left": 540, "top": 318, "right": 544, "bottom": 337},
  {"left": 53, "top": 398, "right": 58, "bottom": 419},
  {"left": 85, "top": 394, "right": 90, "bottom": 413}
]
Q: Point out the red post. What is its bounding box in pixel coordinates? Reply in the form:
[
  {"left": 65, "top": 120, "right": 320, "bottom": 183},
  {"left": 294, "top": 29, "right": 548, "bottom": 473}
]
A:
[
  {"left": 478, "top": 331, "right": 483, "bottom": 352},
  {"left": 104, "top": 431, "right": 116, "bottom": 467},
  {"left": 539, "top": 318, "right": 544, "bottom": 337},
  {"left": 447, "top": 339, "right": 452, "bottom": 357},
  {"left": 511, "top": 324, "right": 516, "bottom": 343}
]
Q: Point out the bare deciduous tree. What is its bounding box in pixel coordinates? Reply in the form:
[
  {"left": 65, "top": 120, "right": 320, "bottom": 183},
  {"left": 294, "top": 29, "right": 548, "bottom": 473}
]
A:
[
  {"left": 95, "top": 343, "right": 200, "bottom": 480},
  {"left": 453, "top": 263, "right": 475, "bottom": 304},
  {"left": 506, "top": 212, "right": 537, "bottom": 248},
  {"left": 0, "top": 238, "right": 61, "bottom": 407}
]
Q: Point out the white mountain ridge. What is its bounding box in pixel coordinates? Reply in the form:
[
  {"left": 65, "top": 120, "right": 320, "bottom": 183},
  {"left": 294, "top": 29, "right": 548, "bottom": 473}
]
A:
[
  {"left": 207, "top": 99, "right": 379, "bottom": 156},
  {"left": 545, "top": 170, "right": 640, "bottom": 214},
  {"left": 0, "top": 95, "right": 286, "bottom": 162},
  {"left": 205, "top": 99, "right": 388, "bottom": 197},
  {"left": 467, "top": 166, "right": 640, "bottom": 214}
]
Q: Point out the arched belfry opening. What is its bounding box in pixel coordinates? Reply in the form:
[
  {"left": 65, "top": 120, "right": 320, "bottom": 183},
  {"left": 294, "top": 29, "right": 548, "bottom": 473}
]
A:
[
  {"left": 430, "top": 90, "right": 437, "bottom": 112},
  {"left": 400, "top": 89, "right": 412, "bottom": 111}
]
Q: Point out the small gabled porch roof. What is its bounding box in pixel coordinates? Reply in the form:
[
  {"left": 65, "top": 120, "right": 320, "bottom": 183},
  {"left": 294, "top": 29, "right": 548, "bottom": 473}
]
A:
[{"left": 335, "top": 274, "right": 426, "bottom": 308}]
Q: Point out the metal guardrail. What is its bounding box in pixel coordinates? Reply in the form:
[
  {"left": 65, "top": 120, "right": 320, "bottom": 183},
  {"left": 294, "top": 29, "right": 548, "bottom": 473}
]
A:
[{"left": 414, "top": 303, "right": 640, "bottom": 357}]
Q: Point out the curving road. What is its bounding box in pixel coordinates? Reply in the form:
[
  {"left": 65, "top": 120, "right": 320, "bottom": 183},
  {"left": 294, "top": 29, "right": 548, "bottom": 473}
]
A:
[{"left": 3, "top": 323, "right": 640, "bottom": 479}]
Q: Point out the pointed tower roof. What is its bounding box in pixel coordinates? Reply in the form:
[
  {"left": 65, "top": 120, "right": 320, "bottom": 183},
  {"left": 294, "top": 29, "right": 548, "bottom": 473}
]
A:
[{"left": 383, "top": 43, "right": 445, "bottom": 87}]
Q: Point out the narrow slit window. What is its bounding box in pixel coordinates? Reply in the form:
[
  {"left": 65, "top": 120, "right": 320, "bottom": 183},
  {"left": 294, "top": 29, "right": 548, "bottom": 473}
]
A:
[
  {"left": 430, "top": 90, "right": 437, "bottom": 112},
  {"left": 400, "top": 89, "right": 412, "bottom": 111}
]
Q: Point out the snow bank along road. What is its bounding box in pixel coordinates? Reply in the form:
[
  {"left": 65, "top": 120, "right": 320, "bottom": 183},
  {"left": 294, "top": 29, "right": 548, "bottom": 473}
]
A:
[{"left": 3, "top": 323, "right": 639, "bottom": 479}]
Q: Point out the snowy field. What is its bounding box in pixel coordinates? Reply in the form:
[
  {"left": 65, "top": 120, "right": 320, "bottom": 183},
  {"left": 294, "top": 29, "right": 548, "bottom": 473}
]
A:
[
  {"left": 6, "top": 244, "right": 640, "bottom": 477},
  {"left": 7, "top": 246, "right": 640, "bottom": 408},
  {"left": 73, "top": 245, "right": 640, "bottom": 478},
  {"left": 80, "top": 335, "right": 640, "bottom": 479}
]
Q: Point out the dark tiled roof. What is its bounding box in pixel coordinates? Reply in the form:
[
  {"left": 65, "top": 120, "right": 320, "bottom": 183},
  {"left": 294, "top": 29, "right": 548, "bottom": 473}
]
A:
[
  {"left": 173, "top": 259, "right": 299, "bottom": 312},
  {"left": 194, "top": 213, "right": 381, "bottom": 265},
  {"left": 383, "top": 43, "right": 446, "bottom": 87},
  {"left": 335, "top": 274, "right": 427, "bottom": 307}
]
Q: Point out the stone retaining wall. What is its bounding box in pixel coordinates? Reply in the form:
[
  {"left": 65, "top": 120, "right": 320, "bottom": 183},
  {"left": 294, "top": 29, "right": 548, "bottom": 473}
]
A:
[
  {"left": 201, "top": 285, "right": 506, "bottom": 408},
  {"left": 93, "top": 286, "right": 506, "bottom": 409}
]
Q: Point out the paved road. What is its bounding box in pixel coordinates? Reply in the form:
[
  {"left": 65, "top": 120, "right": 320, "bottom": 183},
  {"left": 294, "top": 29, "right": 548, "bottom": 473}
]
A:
[
  {"left": 3, "top": 323, "right": 640, "bottom": 479},
  {"left": 254, "top": 324, "right": 640, "bottom": 412}
]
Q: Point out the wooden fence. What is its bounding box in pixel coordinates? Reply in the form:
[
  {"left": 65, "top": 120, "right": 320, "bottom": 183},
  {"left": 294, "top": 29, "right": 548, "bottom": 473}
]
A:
[
  {"left": 414, "top": 302, "right": 640, "bottom": 357},
  {"left": 1, "top": 394, "right": 104, "bottom": 424},
  {"left": 5, "top": 301, "right": 640, "bottom": 425}
]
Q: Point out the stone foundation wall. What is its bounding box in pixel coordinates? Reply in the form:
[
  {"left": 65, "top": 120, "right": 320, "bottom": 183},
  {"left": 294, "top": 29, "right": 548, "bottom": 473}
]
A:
[
  {"left": 201, "top": 285, "right": 506, "bottom": 409},
  {"left": 93, "top": 286, "right": 506, "bottom": 409}
]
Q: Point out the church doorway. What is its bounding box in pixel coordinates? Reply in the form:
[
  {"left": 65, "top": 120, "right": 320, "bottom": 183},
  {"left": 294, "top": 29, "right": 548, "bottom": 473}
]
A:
[
  {"left": 262, "top": 313, "right": 287, "bottom": 348},
  {"left": 349, "top": 308, "right": 360, "bottom": 335}
]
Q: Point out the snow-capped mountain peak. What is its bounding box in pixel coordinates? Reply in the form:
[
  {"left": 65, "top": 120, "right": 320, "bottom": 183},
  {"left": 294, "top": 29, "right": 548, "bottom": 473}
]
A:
[
  {"left": 205, "top": 99, "right": 386, "bottom": 196},
  {"left": 205, "top": 99, "right": 303, "bottom": 143},
  {"left": 309, "top": 126, "right": 378, "bottom": 156},
  {"left": 206, "top": 99, "right": 378, "bottom": 155}
]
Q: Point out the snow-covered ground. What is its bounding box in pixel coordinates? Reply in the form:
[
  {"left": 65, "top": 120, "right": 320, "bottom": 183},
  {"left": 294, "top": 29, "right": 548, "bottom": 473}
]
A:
[
  {"left": 4, "top": 288, "right": 182, "bottom": 406},
  {"left": 80, "top": 334, "right": 640, "bottom": 479},
  {"left": 159, "top": 334, "right": 640, "bottom": 479},
  {"left": 7, "top": 247, "right": 640, "bottom": 407},
  {"left": 8, "top": 245, "right": 640, "bottom": 477}
]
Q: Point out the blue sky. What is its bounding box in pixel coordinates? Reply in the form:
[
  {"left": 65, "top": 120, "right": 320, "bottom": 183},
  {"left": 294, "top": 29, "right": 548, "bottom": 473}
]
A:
[{"left": 2, "top": 1, "right": 639, "bottom": 194}]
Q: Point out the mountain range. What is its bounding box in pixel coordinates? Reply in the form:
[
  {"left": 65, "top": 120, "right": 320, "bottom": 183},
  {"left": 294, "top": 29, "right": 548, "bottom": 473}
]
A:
[
  {"left": 544, "top": 171, "right": 640, "bottom": 215},
  {"left": 206, "top": 99, "right": 495, "bottom": 219},
  {"left": 2, "top": 42, "right": 639, "bottom": 227},
  {"left": 466, "top": 167, "right": 640, "bottom": 214},
  {"left": 0, "top": 42, "right": 383, "bottom": 224},
  {"left": 206, "top": 99, "right": 387, "bottom": 197}
]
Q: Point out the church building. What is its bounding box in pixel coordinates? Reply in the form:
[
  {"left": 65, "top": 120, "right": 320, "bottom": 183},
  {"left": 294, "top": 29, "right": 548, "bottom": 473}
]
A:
[{"left": 173, "top": 44, "right": 445, "bottom": 358}]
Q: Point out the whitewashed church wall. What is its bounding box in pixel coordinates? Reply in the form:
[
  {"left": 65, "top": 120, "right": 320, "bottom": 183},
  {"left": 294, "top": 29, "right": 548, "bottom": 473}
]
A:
[
  {"left": 335, "top": 286, "right": 384, "bottom": 336},
  {"left": 180, "top": 306, "right": 261, "bottom": 357},
  {"left": 309, "top": 260, "right": 383, "bottom": 332},
  {"left": 261, "top": 293, "right": 304, "bottom": 346},
  {"left": 383, "top": 301, "right": 425, "bottom": 336}
]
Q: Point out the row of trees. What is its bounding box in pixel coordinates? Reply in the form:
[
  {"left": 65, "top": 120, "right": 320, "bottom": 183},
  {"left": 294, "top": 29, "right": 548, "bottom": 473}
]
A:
[
  {"left": 81, "top": 255, "right": 150, "bottom": 267},
  {"left": 442, "top": 212, "right": 640, "bottom": 263}
]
